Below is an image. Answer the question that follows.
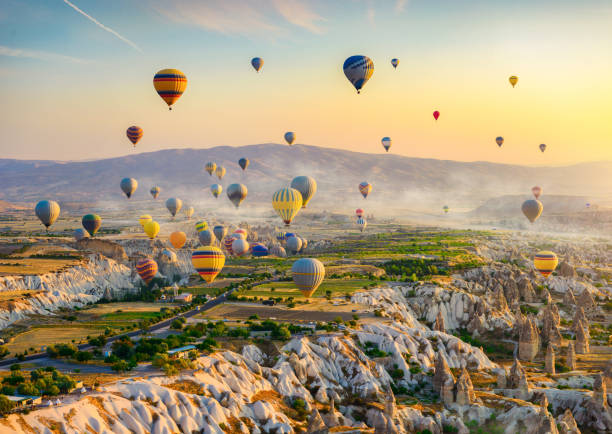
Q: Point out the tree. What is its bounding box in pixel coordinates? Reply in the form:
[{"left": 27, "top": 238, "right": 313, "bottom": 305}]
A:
[
  {"left": 111, "top": 360, "right": 130, "bottom": 373},
  {"left": 170, "top": 319, "right": 183, "bottom": 330},
  {"left": 0, "top": 395, "right": 15, "bottom": 415},
  {"left": 45, "top": 385, "right": 60, "bottom": 396},
  {"left": 75, "top": 351, "right": 93, "bottom": 362},
  {"left": 17, "top": 382, "right": 39, "bottom": 396}
]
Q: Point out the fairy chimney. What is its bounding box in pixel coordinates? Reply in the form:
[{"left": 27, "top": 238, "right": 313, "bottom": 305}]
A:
[
  {"left": 455, "top": 367, "right": 475, "bottom": 406},
  {"left": 519, "top": 315, "right": 540, "bottom": 361},
  {"left": 545, "top": 343, "right": 556, "bottom": 375},
  {"left": 433, "top": 352, "right": 456, "bottom": 405},
  {"left": 575, "top": 326, "right": 590, "bottom": 354},
  {"left": 563, "top": 288, "right": 577, "bottom": 307},
  {"left": 566, "top": 342, "right": 577, "bottom": 371},
  {"left": 433, "top": 310, "right": 446, "bottom": 333}
]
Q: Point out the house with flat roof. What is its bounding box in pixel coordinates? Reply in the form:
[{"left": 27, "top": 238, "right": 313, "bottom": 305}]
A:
[
  {"left": 174, "top": 293, "right": 193, "bottom": 303},
  {"left": 6, "top": 395, "right": 42, "bottom": 407},
  {"left": 167, "top": 345, "right": 196, "bottom": 359}
]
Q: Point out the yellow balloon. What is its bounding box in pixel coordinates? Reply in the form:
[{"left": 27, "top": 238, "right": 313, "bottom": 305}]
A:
[
  {"left": 191, "top": 247, "right": 225, "bottom": 284},
  {"left": 169, "top": 231, "right": 187, "bottom": 249},
  {"left": 533, "top": 251, "right": 558, "bottom": 278},
  {"left": 509, "top": 75, "right": 518, "bottom": 87},
  {"left": 144, "top": 221, "right": 160, "bottom": 239},
  {"left": 272, "top": 187, "right": 303, "bottom": 226},
  {"left": 153, "top": 69, "right": 187, "bottom": 110},
  {"left": 139, "top": 215, "right": 152, "bottom": 228}
]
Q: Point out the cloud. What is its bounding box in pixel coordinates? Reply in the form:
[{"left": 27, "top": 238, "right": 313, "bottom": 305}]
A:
[
  {"left": 153, "top": 0, "right": 325, "bottom": 36},
  {"left": 366, "top": 7, "right": 375, "bottom": 26},
  {"left": 0, "top": 45, "right": 90, "bottom": 63},
  {"left": 63, "top": 0, "right": 143, "bottom": 52}
]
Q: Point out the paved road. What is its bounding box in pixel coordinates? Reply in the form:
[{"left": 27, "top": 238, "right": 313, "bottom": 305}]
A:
[{"left": 0, "top": 289, "right": 234, "bottom": 368}]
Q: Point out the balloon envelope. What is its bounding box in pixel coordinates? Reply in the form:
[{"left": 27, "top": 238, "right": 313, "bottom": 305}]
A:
[
  {"left": 120, "top": 178, "right": 138, "bottom": 199},
  {"left": 284, "top": 132, "right": 296, "bottom": 145},
  {"left": 356, "top": 208, "right": 364, "bottom": 218},
  {"left": 126, "top": 126, "right": 142, "bottom": 146},
  {"left": 153, "top": 68, "right": 187, "bottom": 109},
  {"left": 391, "top": 58, "right": 399, "bottom": 69},
  {"left": 184, "top": 206, "right": 194, "bottom": 219},
  {"left": 205, "top": 162, "right": 216, "bottom": 175},
  {"left": 195, "top": 221, "right": 208, "bottom": 232},
  {"left": 287, "top": 236, "right": 302, "bottom": 254},
  {"left": 532, "top": 186, "right": 542, "bottom": 199},
  {"left": 292, "top": 258, "right": 325, "bottom": 298},
  {"left": 136, "top": 258, "right": 158, "bottom": 283},
  {"left": 521, "top": 199, "right": 543, "bottom": 223},
  {"left": 238, "top": 158, "right": 249, "bottom": 171},
  {"left": 166, "top": 197, "right": 183, "bottom": 217},
  {"left": 35, "top": 200, "right": 60, "bottom": 228},
  {"left": 215, "top": 166, "right": 226, "bottom": 180},
  {"left": 270, "top": 244, "right": 287, "bottom": 258},
  {"left": 169, "top": 231, "right": 187, "bottom": 249},
  {"left": 144, "top": 220, "right": 160, "bottom": 239},
  {"left": 496, "top": 137, "right": 504, "bottom": 147},
  {"left": 161, "top": 249, "right": 177, "bottom": 263},
  {"left": 198, "top": 229, "right": 215, "bottom": 246},
  {"left": 290, "top": 176, "right": 317, "bottom": 208},
  {"left": 227, "top": 184, "right": 248, "bottom": 208},
  {"left": 343, "top": 55, "right": 374, "bottom": 93},
  {"left": 232, "top": 238, "right": 249, "bottom": 256},
  {"left": 74, "top": 228, "right": 89, "bottom": 241},
  {"left": 252, "top": 244, "right": 269, "bottom": 257},
  {"left": 82, "top": 214, "right": 101, "bottom": 237},
  {"left": 150, "top": 186, "right": 160, "bottom": 199},
  {"left": 356, "top": 217, "right": 367, "bottom": 232},
  {"left": 251, "top": 57, "right": 264, "bottom": 72},
  {"left": 533, "top": 251, "right": 558, "bottom": 278},
  {"left": 539, "top": 144, "right": 547, "bottom": 153},
  {"left": 223, "top": 236, "right": 235, "bottom": 255},
  {"left": 272, "top": 187, "right": 303, "bottom": 226},
  {"left": 381, "top": 137, "right": 392, "bottom": 152},
  {"left": 509, "top": 75, "right": 518, "bottom": 87},
  {"left": 359, "top": 182, "right": 372, "bottom": 199},
  {"left": 139, "top": 215, "right": 152, "bottom": 228},
  {"left": 213, "top": 225, "right": 227, "bottom": 242},
  {"left": 433, "top": 111, "right": 440, "bottom": 120},
  {"left": 192, "top": 247, "right": 225, "bottom": 283},
  {"left": 211, "top": 184, "right": 222, "bottom": 198}
]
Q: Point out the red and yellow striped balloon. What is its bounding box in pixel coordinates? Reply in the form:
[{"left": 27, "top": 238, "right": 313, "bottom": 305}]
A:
[
  {"left": 126, "top": 126, "right": 143, "bottom": 146},
  {"left": 191, "top": 247, "right": 225, "bottom": 283},
  {"left": 153, "top": 69, "right": 187, "bottom": 110},
  {"left": 136, "top": 258, "right": 158, "bottom": 283},
  {"left": 533, "top": 251, "right": 558, "bottom": 278}
]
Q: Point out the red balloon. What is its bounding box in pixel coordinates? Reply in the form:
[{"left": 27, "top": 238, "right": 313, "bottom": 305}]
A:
[
  {"left": 356, "top": 208, "right": 364, "bottom": 218},
  {"left": 433, "top": 110, "right": 440, "bottom": 120}
]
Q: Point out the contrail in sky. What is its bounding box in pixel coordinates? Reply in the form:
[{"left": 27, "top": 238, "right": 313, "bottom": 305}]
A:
[{"left": 63, "top": 0, "right": 143, "bottom": 52}]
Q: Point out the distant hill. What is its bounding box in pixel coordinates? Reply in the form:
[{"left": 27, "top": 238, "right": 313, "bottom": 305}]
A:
[{"left": 1, "top": 144, "right": 610, "bottom": 212}]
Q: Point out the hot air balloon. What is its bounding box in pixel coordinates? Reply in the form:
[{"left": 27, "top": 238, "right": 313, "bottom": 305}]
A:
[
  {"left": 356, "top": 208, "right": 364, "bottom": 218},
  {"left": 443, "top": 205, "right": 449, "bottom": 214},
  {"left": 227, "top": 184, "right": 248, "bottom": 208},
  {"left": 238, "top": 158, "right": 249, "bottom": 171},
  {"left": 234, "top": 228, "right": 248, "bottom": 239},
  {"left": 205, "top": 162, "right": 216, "bottom": 176},
  {"left": 251, "top": 57, "right": 264, "bottom": 72},
  {"left": 195, "top": 221, "right": 208, "bottom": 232},
  {"left": 232, "top": 231, "right": 246, "bottom": 240},
  {"left": 300, "top": 237, "right": 308, "bottom": 251},
  {"left": 433, "top": 110, "right": 440, "bottom": 121},
  {"left": 150, "top": 186, "right": 160, "bottom": 199},
  {"left": 120, "top": 178, "right": 138, "bottom": 199},
  {"left": 284, "top": 132, "right": 296, "bottom": 145},
  {"left": 539, "top": 144, "right": 547, "bottom": 153},
  {"left": 359, "top": 182, "right": 372, "bottom": 199},
  {"left": 496, "top": 137, "right": 504, "bottom": 147},
  {"left": 215, "top": 166, "right": 226, "bottom": 180},
  {"left": 211, "top": 184, "right": 222, "bottom": 198},
  {"left": 356, "top": 217, "right": 367, "bottom": 232},
  {"left": 586, "top": 203, "right": 591, "bottom": 208},
  {"left": 184, "top": 206, "right": 194, "bottom": 219},
  {"left": 381, "top": 137, "right": 392, "bottom": 152},
  {"left": 74, "top": 228, "right": 89, "bottom": 242},
  {"left": 126, "top": 126, "right": 143, "bottom": 147},
  {"left": 270, "top": 244, "right": 287, "bottom": 258},
  {"left": 290, "top": 176, "right": 317, "bottom": 208},
  {"left": 223, "top": 236, "right": 235, "bottom": 255},
  {"left": 291, "top": 258, "right": 325, "bottom": 298},
  {"left": 198, "top": 229, "right": 215, "bottom": 246},
  {"left": 144, "top": 220, "right": 160, "bottom": 239},
  {"left": 191, "top": 247, "right": 225, "bottom": 283},
  {"left": 533, "top": 251, "right": 558, "bottom": 278},
  {"left": 139, "top": 215, "right": 152, "bottom": 228},
  {"left": 169, "top": 231, "right": 187, "bottom": 249},
  {"left": 509, "top": 75, "right": 518, "bottom": 87},
  {"left": 166, "top": 197, "right": 182, "bottom": 217},
  {"left": 161, "top": 249, "right": 177, "bottom": 263},
  {"left": 232, "top": 238, "right": 249, "bottom": 256},
  {"left": 287, "top": 236, "right": 302, "bottom": 254},
  {"left": 391, "top": 58, "right": 399, "bottom": 69},
  {"left": 276, "top": 231, "right": 286, "bottom": 242},
  {"left": 153, "top": 68, "right": 187, "bottom": 110},
  {"left": 521, "top": 199, "right": 543, "bottom": 223},
  {"left": 35, "top": 200, "right": 60, "bottom": 229},
  {"left": 285, "top": 233, "right": 296, "bottom": 241},
  {"left": 252, "top": 244, "right": 269, "bottom": 257},
  {"left": 82, "top": 214, "right": 101, "bottom": 237},
  {"left": 136, "top": 258, "right": 158, "bottom": 284},
  {"left": 343, "top": 55, "right": 374, "bottom": 94},
  {"left": 532, "top": 186, "right": 542, "bottom": 199},
  {"left": 272, "top": 187, "right": 303, "bottom": 226},
  {"left": 213, "top": 225, "right": 227, "bottom": 242}
]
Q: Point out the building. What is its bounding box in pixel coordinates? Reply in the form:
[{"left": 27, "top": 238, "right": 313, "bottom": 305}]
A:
[
  {"left": 6, "top": 395, "right": 43, "bottom": 407},
  {"left": 174, "top": 293, "right": 193, "bottom": 303},
  {"left": 167, "top": 345, "right": 196, "bottom": 359}
]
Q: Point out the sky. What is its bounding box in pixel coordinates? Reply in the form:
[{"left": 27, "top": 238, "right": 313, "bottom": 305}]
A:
[{"left": 1, "top": 0, "right": 611, "bottom": 165}]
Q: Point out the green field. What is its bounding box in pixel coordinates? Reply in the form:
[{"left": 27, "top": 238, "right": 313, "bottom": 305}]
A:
[{"left": 239, "top": 279, "right": 373, "bottom": 300}]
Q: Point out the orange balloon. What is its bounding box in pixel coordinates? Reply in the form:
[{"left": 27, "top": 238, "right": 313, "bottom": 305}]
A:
[{"left": 169, "top": 231, "right": 187, "bottom": 249}]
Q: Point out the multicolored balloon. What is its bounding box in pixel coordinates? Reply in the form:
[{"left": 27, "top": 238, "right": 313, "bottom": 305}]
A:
[
  {"left": 166, "top": 197, "right": 182, "bottom": 217},
  {"left": 359, "top": 182, "right": 372, "bottom": 199},
  {"left": 391, "top": 58, "right": 399, "bottom": 69},
  {"left": 533, "top": 251, "right": 558, "bottom": 278},
  {"left": 381, "top": 137, "right": 392, "bottom": 152},
  {"left": 169, "top": 231, "right": 187, "bottom": 249},
  {"left": 126, "top": 126, "right": 143, "bottom": 147},
  {"left": 356, "top": 217, "right": 367, "bottom": 232},
  {"left": 213, "top": 225, "right": 227, "bottom": 242},
  {"left": 521, "top": 199, "right": 543, "bottom": 223},
  {"left": 496, "top": 137, "right": 504, "bottom": 147},
  {"left": 191, "top": 247, "right": 225, "bottom": 283},
  {"left": 153, "top": 68, "right": 187, "bottom": 110},
  {"left": 120, "top": 178, "right": 138, "bottom": 199},
  {"left": 291, "top": 258, "right": 325, "bottom": 298},
  {"left": 272, "top": 187, "right": 303, "bottom": 226},
  {"left": 238, "top": 158, "right": 249, "bottom": 171},
  {"left": 234, "top": 228, "right": 248, "bottom": 239},
  {"left": 139, "top": 215, "right": 152, "bottom": 228},
  {"left": 270, "top": 244, "right": 287, "bottom": 258},
  {"left": 509, "top": 75, "right": 518, "bottom": 87},
  {"left": 251, "top": 57, "right": 264, "bottom": 72},
  {"left": 144, "top": 220, "right": 160, "bottom": 239},
  {"left": 74, "top": 228, "right": 89, "bottom": 242},
  {"left": 252, "top": 244, "right": 269, "bottom": 257},
  {"left": 223, "top": 236, "right": 235, "bottom": 255},
  {"left": 198, "top": 229, "right": 215, "bottom": 246},
  {"left": 136, "top": 258, "right": 158, "bottom": 283},
  {"left": 82, "top": 214, "right": 102, "bottom": 237},
  {"left": 284, "top": 132, "right": 296, "bottom": 145},
  {"left": 290, "top": 176, "right": 317, "bottom": 208},
  {"left": 227, "top": 184, "right": 248, "bottom": 208},
  {"left": 232, "top": 238, "right": 249, "bottom": 256},
  {"left": 35, "top": 200, "right": 60, "bottom": 229},
  {"left": 150, "top": 186, "right": 160, "bottom": 199},
  {"left": 356, "top": 208, "right": 364, "bottom": 218},
  {"left": 184, "top": 206, "right": 194, "bottom": 219},
  {"left": 443, "top": 205, "right": 449, "bottom": 214},
  {"left": 343, "top": 55, "right": 374, "bottom": 94},
  {"left": 539, "top": 144, "right": 547, "bottom": 153},
  {"left": 211, "top": 184, "right": 222, "bottom": 198},
  {"left": 205, "top": 162, "right": 216, "bottom": 176},
  {"left": 532, "top": 186, "right": 542, "bottom": 199},
  {"left": 215, "top": 166, "right": 226, "bottom": 180},
  {"left": 195, "top": 221, "right": 208, "bottom": 232}
]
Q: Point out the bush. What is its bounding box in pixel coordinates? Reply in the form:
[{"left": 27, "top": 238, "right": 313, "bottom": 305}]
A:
[
  {"left": 75, "top": 351, "right": 93, "bottom": 362},
  {"left": 0, "top": 395, "right": 15, "bottom": 415},
  {"left": 170, "top": 319, "right": 184, "bottom": 330}
]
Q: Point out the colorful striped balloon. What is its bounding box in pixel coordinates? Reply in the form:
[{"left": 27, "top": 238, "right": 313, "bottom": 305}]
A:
[
  {"left": 136, "top": 258, "right": 158, "bottom": 284},
  {"left": 292, "top": 258, "right": 325, "bottom": 298},
  {"left": 191, "top": 247, "right": 225, "bottom": 283},
  {"left": 138, "top": 215, "right": 152, "bottom": 228},
  {"left": 195, "top": 221, "right": 208, "bottom": 232},
  {"left": 534, "top": 251, "right": 558, "bottom": 278},
  {"left": 153, "top": 69, "right": 187, "bottom": 110},
  {"left": 359, "top": 182, "right": 372, "bottom": 199},
  {"left": 252, "top": 244, "right": 269, "bottom": 257},
  {"left": 82, "top": 214, "right": 102, "bottom": 237},
  {"left": 205, "top": 162, "right": 216, "bottom": 175},
  {"left": 223, "top": 236, "right": 235, "bottom": 255},
  {"left": 272, "top": 187, "right": 303, "bottom": 226},
  {"left": 126, "top": 126, "right": 143, "bottom": 147}
]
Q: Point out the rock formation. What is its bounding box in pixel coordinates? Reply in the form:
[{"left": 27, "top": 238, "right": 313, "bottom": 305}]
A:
[
  {"left": 519, "top": 315, "right": 540, "bottom": 361},
  {"left": 433, "top": 352, "right": 455, "bottom": 405},
  {"left": 507, "top": 358, "right": 531, "bottom": 399},
  {"left": 433, "top": 310, "right": 446, "bottom": 333},
  {"left": 545, "top": 343, "right": 556, "bottom": 375},
  {"left": 307, "top": 408, "right": 328, "bottom": 433},
  {"left": 454, "top": 367, "right": 475, "bottom": 406},
  {"left": 572, "top": 307, "right": 590, "bottom": 338},
  {"left": 541, "top": 304, "right": 562, "bottom": 345},
  {"left": 564, "top": 288, "right": 577, "bottom": 307},
  {"left": 542, "top": 287, "right": 553, "bottom": 305},
  {"left": 575, "top": 326, "right": 590, "bottom": 354},
  {"left": 558, "top": 261, "right": 577, "bottom": 278},
  {"left": 557, "top": 408, "right": 581, "bottom": 434},
  {"left": 518, "top": 277, "right": 537, "bottom": 302},
  {"left": 577, "top": 289, "right": 598, "bottom": 315},
  {"left": 566, "top": 342, "right": 577, "bottom": 370},
  {"left": 76, "top": 238, "right": 128, "bottom": 262}
]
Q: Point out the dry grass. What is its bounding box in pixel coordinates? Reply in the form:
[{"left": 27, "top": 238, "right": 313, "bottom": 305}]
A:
[
  {"left": 83, "top": 302, "right": 176, "bottom": 315},
  {"left": 166, "top": 380, "right": 204, "bottom": 395},
  {"left": 0, "top": 290, "right": 41, "bottom": 302},
  {"left": 0, "top": 257, "right": 81, "bottom": 276},
  {"left": 5, "top": 325, "right": 103, "bottom": 354}
]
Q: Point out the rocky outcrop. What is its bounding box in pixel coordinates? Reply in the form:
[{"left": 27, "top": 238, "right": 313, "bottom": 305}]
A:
[
  {"left": 576, "top": 289, "right": 598, "bottom": 315},
  {"left": 564, "top": 288, "right": 577, "bottom": 306},
  {"left": 506, "top": 358, "right": 531, "bottom": 400},
  {"left": 433, "top": 310, "right": 446, "bottom": 333},
  {"left": 75, "top": 238, "right": 128, "bottom": 262},
  {"left": 566, "top": 342, "right": 577, "bottom": 370},
  {"left": 455, "top": 367, "right": 475, "bottom": 406},
  {"left": 545, "top": 343, "right": 556, "bottom": 374},
  {"left": 575, "top": 326, "right": 590, "bottom": 354},
  {"left": 433, "top": 351, "right": 456, "bottom": 404},
  {"left": 519, "top": 315, "right": 540, "bottom": 361},
  {"left": 572, "top": 307, "right": 590, "bottom": 338},
  {"left": 557, "top": 408, "right": 581, "bottom": 434},
  {"left": 558, "top": 261, "right": 577, "bottom": 278},
  {"left": 541, "top": 304, "right": 562, "bottom": 345},
  {"left": 519, "top": 277, "right": 537, "bottom": 303}
]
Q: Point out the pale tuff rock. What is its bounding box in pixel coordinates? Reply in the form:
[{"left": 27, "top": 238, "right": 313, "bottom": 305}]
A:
[
  {"left": 541, "top": 304, "right": 563, "bottom": 346},
  {"left": 545, "top": 343, "right": 556, "bottom": 375},
  {"left": 519, "top": 277, "right": 537, "bottom": 303},
  {"left": 566, "top": 342, "right": 577, "bottom": 371},
  {"left": 558, "top": 261, "right": 578, "bottom": 279},
  {"left": 433, "top": 351, "right": 456, "bottom": 405},
  {"left": 572, "top": 307, "right": 590, "bottom": 338},
  {"left": 575, "top": 326, "right": 590, "bottom": 355},
  {"left": 542, "top": 287, "right": 553, "bottom": 305},
  {"left": 350, "top": 286, "right": 424, "bottom": 329},
  {"left": 506, "top": 358, "right": 531, "bottom": 400},
  {"left": 519, "top": 315, "right": 540, "bottom": 361},
  {"left": 557, "top": 408, "right": 581, "bottom": 434},
  {"left": 539, "top": 392, "right": 549, "bottom": 411},
  {"left": 604, "top": 358, "right": 612, "bottom": 389},
  {"left": 433, "top": 310, "right": 446, "bottom": 333},
  {"left": 503, "top": 279, "right": 520, "bottom": 308},
  {"left": 564, "top": 288, "right": 577, "bottom": 307},
  {"left": 591, "top": 374, "right": 607, "bottom": 408},
  {"left": 307, "top": 408, "right": 328, "bottom": 433},
  {"left": 493, "top": 284, "right": 509, "bottom": 311},
  {"left": 576, "top": 289, "right": 598, "bottom": 315},
  {"left": 583, "top": 374, "right": 612, "bottom": 432},
  {"left": 75, "top": 238, "right": 128, "bottom": 262},
  {"left": 496, "top": 403, "right": 560, "bottom": 434},
  {"left": 455, "top": 367, "right": 476, "bottom": 406}
]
